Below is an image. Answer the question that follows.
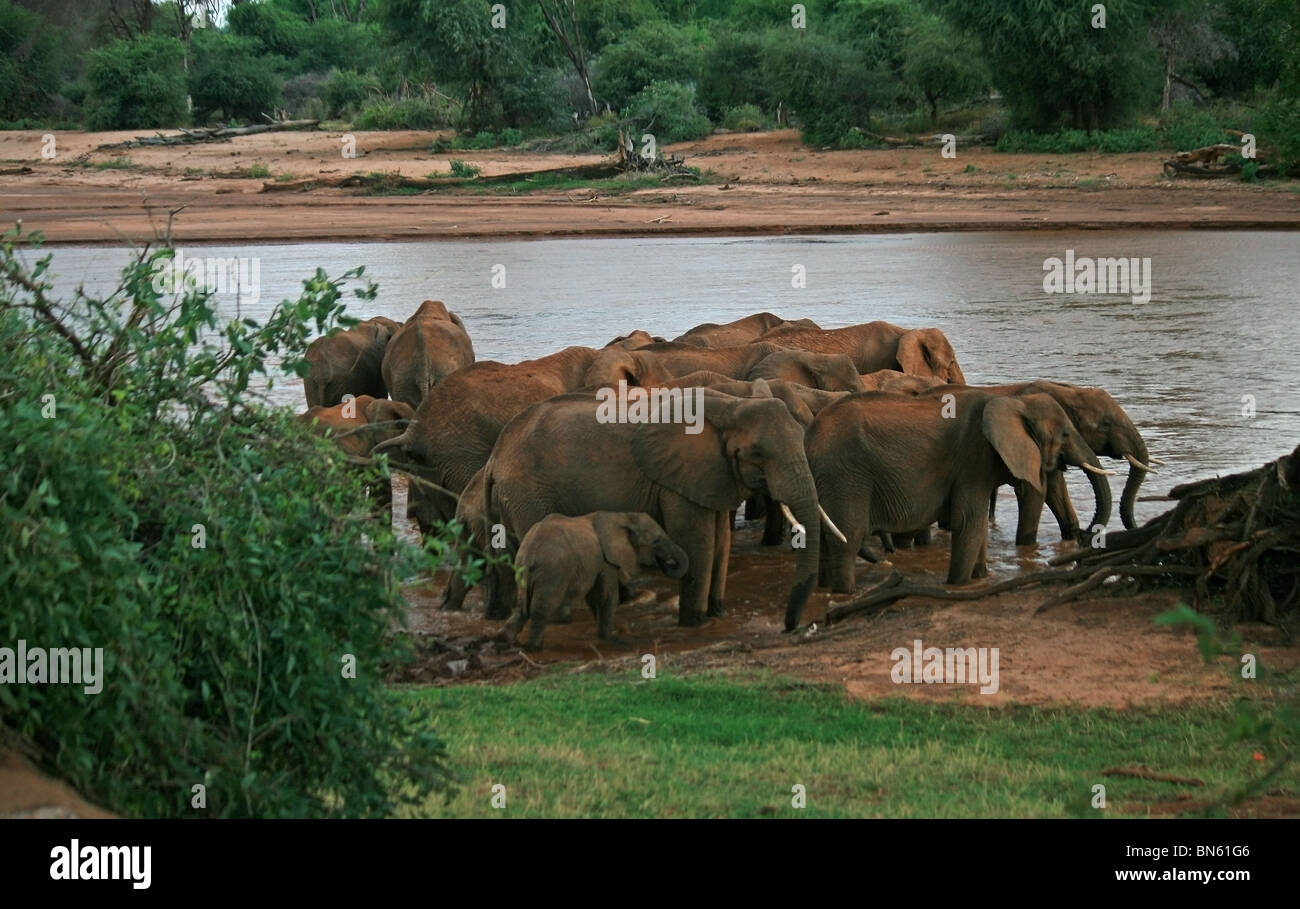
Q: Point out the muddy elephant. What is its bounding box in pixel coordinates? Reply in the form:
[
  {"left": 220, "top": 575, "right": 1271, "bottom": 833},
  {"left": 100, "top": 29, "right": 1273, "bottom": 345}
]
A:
[
  {"left": 654, "top": 372, "right": 817, "bottom": 427},
  {"left": 381, "top": 300, "right": 475, "bottom": 408},
  {"left": 504, "top": 512, "right": 689, "bottom": 649},
  {"left": 758, "top": 321, "right": 967, "bottom": 384},
  {"left": 605, "top": 330, "right": 667, "bottom": 349},
  {"left": 801, "top": 391, "right": 1112, "bottom": 628},
  {"left": 860, "top": 369, "right": 945, "bottom": 394},
  {"left": 484, "top": 389, "right": 835, "bottom": 627},
  {"left": 303, "top": 316, "right": 400, "bottom": 407},
  {"left": 746, "top": 350, "right": 865, "bottom": 392},
  {"left": 300, "top": 394, "right": 415, "bottom": 514},
  {"left": 373, "top": 346, "right": 601, "bottom": 531},
  {"left": 300, "top": 394, "right": 415, "bottom": 457},
  {"left": 919, "top": 380, "right": 1156, "bottom": 544},
  {"left": 673, "top": 312, "right": 820, "bottom": 348}
]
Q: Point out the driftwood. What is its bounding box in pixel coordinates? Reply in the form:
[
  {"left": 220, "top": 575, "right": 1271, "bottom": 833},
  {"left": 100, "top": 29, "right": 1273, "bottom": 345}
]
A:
[
  {"left": 823, "top": 444, "right": 1300, "bottom": 627},
  {"left": 95, "top": 119, "right": 320, "bottom": 151},
  {"left": 262, "top": 138, "right": 696, "bottom": 193},
  {"left": 1161, "top": 131, "right": 1297, "bottom": 178}
]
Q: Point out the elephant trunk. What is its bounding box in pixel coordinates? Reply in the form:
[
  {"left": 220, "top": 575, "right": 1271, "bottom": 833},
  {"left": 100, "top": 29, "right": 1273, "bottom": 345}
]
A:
[
  {"left": 1075, "top": 448, "right": 1114, "bottom": 536},
  {"left": 1118, "top": 431, "right": 1151, "bottom": 530},
  {"left": 769, "top": 468, "right": 821, "bottom": 632}
]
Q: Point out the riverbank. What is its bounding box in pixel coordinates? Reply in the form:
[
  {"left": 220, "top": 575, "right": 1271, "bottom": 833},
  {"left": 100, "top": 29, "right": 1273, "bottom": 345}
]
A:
[{"left": 3, "top": 129, "right": 1298, "bottom": 245}]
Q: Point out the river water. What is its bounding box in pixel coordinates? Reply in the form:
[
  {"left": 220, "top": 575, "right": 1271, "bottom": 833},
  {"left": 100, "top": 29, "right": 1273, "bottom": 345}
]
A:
[{"left": 42, "top": 231, "right": 1299, "bottom": 535}]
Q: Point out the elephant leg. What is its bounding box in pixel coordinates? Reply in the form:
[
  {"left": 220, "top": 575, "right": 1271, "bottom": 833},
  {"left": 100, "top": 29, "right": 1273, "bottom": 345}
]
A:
[
  {"left": 761, "top": 495, "right": 785, "bottom": 546},
  {"left": 988, "top": 487, "right": 998, "bottom": 525},
  {"left": 661, "top": 495, "right": 714, "bottom": 627},
  {"left": 745, "top": 494, "right": 766, "bottom": 521},
  {"left": 708, "top": 509, "right": 731, "bottom": 617},
  {"left": 440, "top": 569, "right": 471, "bottom": 611},
  {"left": 523, "top": 603, "right": 548, "bottom": 650},
  {"left": 877, "top": 531, "right": 896, "bottom": 551},
  {"left": 1014, "top": 479, "right": 1045, "bottom": 546},
  {"left": 595, "top": 582, "right": 618, "bottom": 641},
  {"left": 828, "top": 525, "right": 863, "bottom": 594},
  {"left": 947, "top": 493, "right": 989, "bottom": 584},
  {"left": 484, "top": 557, "right": 516, "bottom": 621},
  {"left": 503, "top": 606, "right": 526, "bottom": 642},
  {"left": 972, "top": 534, "right": 989, "bottom": 579},
  {"left": 1044, "top": 471, "right": 1080, "bottom": 540}
]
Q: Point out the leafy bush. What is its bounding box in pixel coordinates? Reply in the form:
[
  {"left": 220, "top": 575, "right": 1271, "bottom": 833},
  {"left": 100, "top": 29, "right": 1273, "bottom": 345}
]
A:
[
  {"left": 699, "top": 31, "right": 769, "bottom": 120},
  {"left": 189, "top": 32, "right": 284, "bottom": 124},
  {"left": 324, "top": 69, "right": 382, "bottom": 119},
  {"left": 83, "top": 35, "right": 188, "bottom": 130},
  {"left": 355, "top": 94, "right": 454, "bottom": 130},
  {"left": 449, "top": 159, "right": 481, "bottom": 178},
  {"left": 762, "top": 31, "right": 892, "bottom": 146},
  {"left": 0, "top": 0, "right": 64, "bottom": 123},
  {"left": 282, "top": 72, "right": 328, "bottom": 120},
  {"left": 722, "top": 104, "right": 769, "bottom": 132},
  {"left": 499, "top": 127, "right": 525, "bottom": 147},
  {"left": 1158, "top": 103, "right": 1228, "bottom": 152},
  {"left": 596, "top": 21, "right": 707, "bottom": 110},
  {"left": 0, "top": 226, "right": 454, "bottom": 817},
  {"left": 622, "top": 80, "right": 713, "bottom": 144},
  {"left": 996, "top": 127, "right": 1160, "bottom": 153}
]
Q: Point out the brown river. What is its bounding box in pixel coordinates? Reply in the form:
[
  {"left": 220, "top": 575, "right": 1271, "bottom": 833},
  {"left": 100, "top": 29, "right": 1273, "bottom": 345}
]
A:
[{"left": 44, "top": 230, "right": 1299, "bottom": 559}]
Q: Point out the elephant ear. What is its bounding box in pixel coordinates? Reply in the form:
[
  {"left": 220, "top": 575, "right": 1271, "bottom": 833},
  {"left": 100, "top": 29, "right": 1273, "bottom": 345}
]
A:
[
  {"left": 897, "top": 329, "right": 964, "bottom": 383},
  {"left": 592, "top": 513, "right": 641, "bottom": 581},
  {"left": 982, "top": 397, "right": 1044, "bottom": 494},
  {"left": 365, "top": 398, "right": 415, "bottom": 424},
  {"left": 629, "top": 411, "right": 744, "bottom": 512}
]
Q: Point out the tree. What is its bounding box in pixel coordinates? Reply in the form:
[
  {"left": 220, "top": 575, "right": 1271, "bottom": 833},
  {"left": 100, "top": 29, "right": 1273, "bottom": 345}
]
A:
[
  {"left": 189, "top": 31, "right": 284, "bottom": 122},
  {"left": 1149, "top": 0, "right": 1230, "bottom": 111},
  {"left": 536, "top": 0, "right": 597, "bottom": 115},
  {"left": 595, "top": 19, "right": 706, "bottom": 110},
  {"left": 83, "top": 34, "right": 189, "bottom": 129},
  {"left": 902, "top": 15, "right": 987, "bottom": 124},
  {"left": 935, "top": 0, "right": 1161, "bottom": 131},
  {"left": 0, "top": 0, "right": 64, "bottom": 122},
  {"left": 762, "top": 29, "right": 893, "bottom": 145}
]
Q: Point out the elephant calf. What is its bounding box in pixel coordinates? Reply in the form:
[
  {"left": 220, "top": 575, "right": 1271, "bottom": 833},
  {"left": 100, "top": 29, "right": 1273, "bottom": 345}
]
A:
[{"left": 504, "top": 512, "right": 688, "bottom": 650}]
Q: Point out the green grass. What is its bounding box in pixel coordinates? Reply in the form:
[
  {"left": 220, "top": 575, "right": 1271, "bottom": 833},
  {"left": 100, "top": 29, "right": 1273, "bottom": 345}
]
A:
[
  {"left": 94, "top": 156, "right": 137, "bottom": 170},
  {"left": 243, "top": 162, "right": 271, "bottom": 179},
  {"left": 405, "top": 671, "right": 1294, "bottom": 818},
  {"left": 469, "top": 172, "right": 675, "bottom": 196}
]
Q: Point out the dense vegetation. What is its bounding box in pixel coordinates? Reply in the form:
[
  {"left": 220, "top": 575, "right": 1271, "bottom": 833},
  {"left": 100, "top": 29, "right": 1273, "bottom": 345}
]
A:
[
  {"left": 0, "top": 227, "right": 455, "bottom": 816},
  {"left": 2, "top": 0, "right": 1297, "bottom": 165}
]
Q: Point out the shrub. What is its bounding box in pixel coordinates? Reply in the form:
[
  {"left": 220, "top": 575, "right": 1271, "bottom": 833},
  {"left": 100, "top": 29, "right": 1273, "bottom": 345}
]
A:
[
  {"left": 449, "top": 159, "right": 481, "bottom": 178},
  {"left": 0, "top": 0, "right": 64, "bottom": 123},
  {"left": 595, "top": 21, "right": 707, "bottom": 110},
  {"left": 324, "top": 69, "right": 382, "bottom": 119},
  {"left": 188, "top": 32, "right": 284, "bottom": 124},
  {"left": 1158, "top": 103, "right": 1227, "bottom": 151},
  {"left": 700, "top": 31, "right": 769, "bottom": 120},
  {"left": 83, "top": 35, "right": 188, "bottom": 130},
  {"left": 0, "top": 226, "right": 456, "bottom": 817},
  {"left": 761, "top": 31, "right": 892, "bottom": 146},
  {"left": 722, "top": 104, "right": 769, "bottom": 132},
  {"left": 622, "top": 81, "right": 713, "bottom": 144},
  {"left": 499, "top": 127, "right": 525, "bottom": 147},
  {"left": 355, "top": 94, "right": 454, "bottom": 130}
]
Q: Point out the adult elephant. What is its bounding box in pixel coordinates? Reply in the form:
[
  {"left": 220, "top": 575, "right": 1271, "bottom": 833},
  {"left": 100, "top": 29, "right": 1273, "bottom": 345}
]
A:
[
  {"left": 860, "top": 369, "right": 945, "bottom": 394},
  {"left": 673, "top": 312, "right": 819, "bottom": 348},
  {"left": 758, "top": 321, "right": 967, "bottom": 384},
  {"left": 584, "top": 341, "right": 863, "bottom": 392},
  {"left": 801, "top": 391, "right": 1112, "bottom": 629},
  {"left": 372, "top": 346, "right": 601, "bottom": 530},
  {"left": 746, "top": 350, "right": 865, "bottom": 392},
  {"left": 920, "top": 380, "right": 1156, "bottom": 544},
  {"left": 300, "top": 394, "right": 415, "bottom": 515},
  {"left": 483, "top": 389, "right": 833, "bottom": 627},
  {"left": 303, "top": 316, "right": 400, "bottom": 407},
  {"left": 381, "top": 300, "right": 475, "bottom": 409},
  {"left": 605, "top": 330, "right": 666, "bottom": 349}
]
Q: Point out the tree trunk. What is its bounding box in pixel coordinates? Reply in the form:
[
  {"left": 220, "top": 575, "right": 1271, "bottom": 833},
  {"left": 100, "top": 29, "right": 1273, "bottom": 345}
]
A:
[{"left": 1162, "top": 53, "right": 1174, "bottom": 112}]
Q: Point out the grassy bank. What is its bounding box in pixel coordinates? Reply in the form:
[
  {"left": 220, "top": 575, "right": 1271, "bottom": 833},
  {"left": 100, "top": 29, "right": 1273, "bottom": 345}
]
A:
[{"left": 406, "top": 671, "right": 1293, "bottom": 818}]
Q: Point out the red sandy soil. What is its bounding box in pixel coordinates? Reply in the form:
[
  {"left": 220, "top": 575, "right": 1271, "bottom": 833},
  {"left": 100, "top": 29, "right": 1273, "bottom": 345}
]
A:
[
  {"left": 2, "top": 128, "right": 1298, "bottom": 244},
  {"left": 0, "top": 748, "right": 114, "bottom": 819}
]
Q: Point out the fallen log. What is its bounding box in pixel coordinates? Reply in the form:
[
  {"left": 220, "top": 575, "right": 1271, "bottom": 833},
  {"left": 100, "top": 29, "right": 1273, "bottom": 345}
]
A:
[{"left": 95, "top": 119, "right": 320, "bottom": 151}]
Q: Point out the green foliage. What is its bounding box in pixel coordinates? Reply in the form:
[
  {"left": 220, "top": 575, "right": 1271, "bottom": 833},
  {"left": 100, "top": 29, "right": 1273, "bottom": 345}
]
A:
[
  {"left": 722, "top": 103, "right": 769, "bottom": 132},
  {"left": 699, "top": 30, "right": 768, "bottom": 119},
  {"left": 762, "top": 30, "right": 891, "bottom": 146},
  {"left": 935, "top": 0, "right": 1161, "bottom": 131},
  {"left": 0, "top": 0, "right": 64, "bottom": 123},
  {"left": 449, "top": 159, "right": 481, "bottom": 178},
  {"left": 83, "top": 35, "right": 188, "bottom": 130},
  {"left": 622, "top": 80, "right": 713, "bottom": 143},
  {"left": 1159, "top": 103, "right": 1228, "bottom": 151},
  {"left": 595, "top": 20, "right": 707, "bottom": 110},
  {"left": 0, "top": 226, "right": 453, "bottom": 816},
  {"left": 323, "top": 69, "right": 382, "bottom": 119},
  {"left": 902, "top": 15, "right": 987, "bottom": 124},
  {"left": 499, "top": 127, "right": 525, "bottom": 147},
  {"left": 355, "top": 93, "right": 455, "bottom": 130},
  {"left": 189, "top": 31, "right": 284, "bottom": 123}
]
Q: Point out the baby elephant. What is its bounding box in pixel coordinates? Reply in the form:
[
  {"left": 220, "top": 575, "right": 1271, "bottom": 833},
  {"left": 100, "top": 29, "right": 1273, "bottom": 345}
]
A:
[{"left": 505, "top": 512, "right": 688, "bottom": 650}]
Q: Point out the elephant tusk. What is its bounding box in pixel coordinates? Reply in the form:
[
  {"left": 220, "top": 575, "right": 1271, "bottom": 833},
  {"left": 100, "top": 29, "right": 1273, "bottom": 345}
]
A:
[
  {"left": 1124, "top": 453, "right": 1155, "bottom": 472},
  {"left": 1081, "top": 462, "right": 1119, "bottom": 477},
  {"left": 778, "top": 503, "right": 807, "bottom": 538},
  {"left": 817, "top": 505, "right": 849, "bottom": 544},
  {"left": 1147, "top": 456, "right": 1167, "bottom": 465}
]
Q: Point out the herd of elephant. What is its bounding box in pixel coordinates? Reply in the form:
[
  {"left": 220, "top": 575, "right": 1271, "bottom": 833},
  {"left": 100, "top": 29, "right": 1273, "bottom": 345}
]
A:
[{"left": 299, "top": 305, "right": 1160, "bottom": 646}]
